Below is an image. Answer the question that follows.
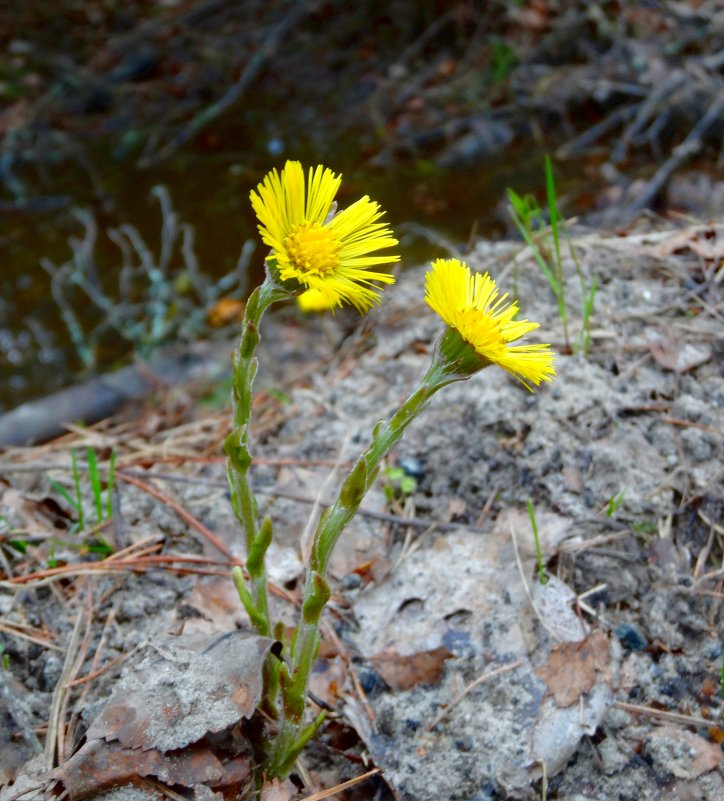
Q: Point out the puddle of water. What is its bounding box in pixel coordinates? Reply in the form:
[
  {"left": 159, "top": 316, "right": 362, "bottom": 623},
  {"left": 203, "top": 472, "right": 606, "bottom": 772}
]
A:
[{"left": 0, "top": 124, "right": 579, "bottom": 412}]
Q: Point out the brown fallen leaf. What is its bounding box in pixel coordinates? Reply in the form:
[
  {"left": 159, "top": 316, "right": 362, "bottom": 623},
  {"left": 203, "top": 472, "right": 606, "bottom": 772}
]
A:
[
  {"left": 535, "top": 630, "right": 610, "bottom": 707},
  {"left": 54, "top": 632, "right": 271, "bottom": 800},
  {"left": 260, "top": 777, "right": 297, "bottom": 801},
  {"left": 187, "top": 576, "right": 248, "bottom": 629},
  {"left": 646, "top": 725, "right": 724, "bottom": 779},
  {"left": 371, "top": 646, "right": 453, "bottom": 691},
  {"left": 309, "top": 654, "right": 348, "bottom": 707},
  {"left": 446, "top": 497, "right": 467, "bottom": 521},
  {"left": 648, "top": 225, "right": 724, "bottom": 261},
  {"left": 85, "top": 632, "right": 272, "bottom": 752},
  {"left": 55, "top": 739, "right": 251, "bottom": 801},
  {"left": 207, "top": 297, "right": 245, "bottom": 328},
  {"left": 650, "top": 338, "right": 712, "bottom": 373},
  {"left": 1, "top": 488, "right": 64, "bottom": 536}
]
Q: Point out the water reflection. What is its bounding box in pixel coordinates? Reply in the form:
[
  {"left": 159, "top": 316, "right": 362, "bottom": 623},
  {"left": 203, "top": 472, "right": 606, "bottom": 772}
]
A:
[{"left": 0, "top": 145, "right": 564, "bottom": 412}]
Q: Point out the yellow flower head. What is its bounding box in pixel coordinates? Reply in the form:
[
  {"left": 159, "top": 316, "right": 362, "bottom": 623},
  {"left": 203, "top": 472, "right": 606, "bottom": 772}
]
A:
[
  {"left": 425, "top": 258, "right": 556, "bottom": 389},
  {"left": 250, "top": 161, "right": 399, "bottom": 312},
  {"left": 297, "top": 288, "right": 335, "bottom": 313}
]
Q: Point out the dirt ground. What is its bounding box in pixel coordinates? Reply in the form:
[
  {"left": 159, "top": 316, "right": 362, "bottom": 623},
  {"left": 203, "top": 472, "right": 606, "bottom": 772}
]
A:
[
  {"left": 0, "top": 220, "right": 722, "bottom": 800},
  {"left": 1, "top": 2, "right": 723, "bottom": 798}
]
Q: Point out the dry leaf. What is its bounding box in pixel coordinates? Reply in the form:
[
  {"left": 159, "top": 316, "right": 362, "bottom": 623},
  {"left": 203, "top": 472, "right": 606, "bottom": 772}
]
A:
[
  {"left": 260, "top": 778, "right": 297, "bottom": 801},
  {"left": 646, "top": 725, "right": 724, "bottom": 779},
  {"left": 561, "top": 467, "right": 585, "bottom": 494},
  {"left": 495, "top": 507, "right": 574, "bottom": 557},
  {"left": 188, "top": 576, "right": 248, "bottom": 628},
  {"left": 649, "top": 226, "right": 724, "bottom": 261},
  {"left": 54, "top": 739, "right": 251, "bottom": 801},
  {"left": 309, "top": 654, "right": 347, "bottom": 707},
  {"left": 86, "top": 632, "right": 272, "bottom": 752},
  {"left": 531, "top": 575, "right": 589, "bottom": 643},
  {"left": 650, "top": 339, "right": 712, "bottom": 373},
  {"left": 207, "top": 298, "right": 245, "bottom": 328},
  {"left": 54, "top": 633, "right": 270, "bottom": 800},
  {"left": 535, "top": 630, "right": 610, "bottom": 707},
  {"left": 372, "top": 647, "right": 453, "bottom": 690},
  {"left": 1, "top": 488, "right": 61, "bottom": 535},
  {"left": 446, "top": 497, "right": 467, "bottom": 521}
]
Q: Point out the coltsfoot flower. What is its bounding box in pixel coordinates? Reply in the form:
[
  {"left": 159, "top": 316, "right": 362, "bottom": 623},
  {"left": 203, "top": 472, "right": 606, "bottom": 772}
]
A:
[
  {"left": 425, "top": 258, "right": 556, "bottom": 389},
  {"left": 251, "top": 161, "right": 399, "bottom": 312},
  {"left": 297, "top": 288, "right": 334, "bottom": 313}
]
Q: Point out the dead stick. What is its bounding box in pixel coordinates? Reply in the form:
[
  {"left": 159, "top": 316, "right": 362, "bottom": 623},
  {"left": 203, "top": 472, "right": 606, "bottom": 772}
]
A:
[
  {"left": 302, "top": 768, "right": 383, "bottom": 801},
  {"left": 428, "top": 661, "right": 523, "bottom": 730},
  {"left": 117, "top": 471, "right": 233, "bottom": 558},
  {"left": 622, "top": 94, "right": 724, "bottom": 219},
  {"left": 140, "top": 0, "right": 319, "bottom": 166},
  {"left": 614, "top": 701, "right": 715, "bottom": 729}
]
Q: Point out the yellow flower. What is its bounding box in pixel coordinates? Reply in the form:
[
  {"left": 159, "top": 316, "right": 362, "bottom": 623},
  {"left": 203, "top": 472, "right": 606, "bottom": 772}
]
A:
[
  {"left": 425, "top": 258, "right": 556, "bottom": 389},
  {"left": 297, "top": 288, "right": 335, "bottom": 313},
  {"left": 250, "top": 161, "right": 399, "bottom": 311}
]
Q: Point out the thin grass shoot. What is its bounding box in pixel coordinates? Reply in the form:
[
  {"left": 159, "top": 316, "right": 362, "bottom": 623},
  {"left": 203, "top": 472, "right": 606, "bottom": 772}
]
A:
[{"left": 527, "top": 498, "right": 547, "bottom": 585}]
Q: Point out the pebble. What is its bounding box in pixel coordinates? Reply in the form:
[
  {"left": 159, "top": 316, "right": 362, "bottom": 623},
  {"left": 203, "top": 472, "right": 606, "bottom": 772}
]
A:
[
  {"left": 340, "top": 572, "right": 362, "bottom": 591},
  {"left": 454, "top": 735, "right": 473, "bottom": 752},
  {"left": 704, "top": 641, "right": 722, "bottom": 659},
  {"left": 399, "top": 455, "right": 424, "bottom": 480},
  {"left": 355, "top": 663, "right": 388, "bottom": 696},
  {"left": 614, "top": 622, "right": 648, "bottom": 651}
]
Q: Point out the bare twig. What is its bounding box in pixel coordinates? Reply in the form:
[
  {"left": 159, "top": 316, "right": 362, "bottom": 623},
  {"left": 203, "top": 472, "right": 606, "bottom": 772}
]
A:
[
  {"left": 0, "top": 620, "right": 62, "bottom": 651},
  {"left": 428, "top": 661, "right": 523, "bottom": 730},
  {"left": 301, "top": 768, "right": 383, "bottom": 801},
  {"left": 509, "top": 524, "right": 562, "bottom": 642},
  {"left": 45, "top": 604, "right": 84, "bottom": 766},
  {"left": 622, "top": 93, "right": 724, "bottom": 220},
  {"left": 558, "top": 104, "right": 639, "bottom": 157},
  {"left": 614, "top": 701, "right": 716, "bottom": 730},
  {"left": 140, "top": 0, "right": 319, "bottom": 166},
  {"left": 116, "top": 471, "right": 233, "bottom": 559}
]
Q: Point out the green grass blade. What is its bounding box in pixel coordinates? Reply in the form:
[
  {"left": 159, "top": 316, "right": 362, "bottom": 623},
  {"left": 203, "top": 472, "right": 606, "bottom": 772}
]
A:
[
  {"left": 544, "top": 155, "right": 569, "bottom": 334},
  {"left": 48, "top": 478, "right": 79, "bottom": 510},
  {"left": 545, "top": 155, "right": 563, "bottom": 284},
  {"left": 86, "top": 447, "right": 103, "bottom": 524},
  {"left": 508, "top": 204, "right": 559, "bottom": 293},
  {"left": 47, "top": 541, "right": 58, "bottom": 569},
  {"left": 526, "top": 498, "right": 547, "bottom": 585},
  {"left": 106, "top": 450, "right": 117, "bottom": 520},
  {"left": 71, "top": 448, "right": 84, "bottom": 530},
  {"left": 579, "top": 276, "right": 598, "bottom": 355}
]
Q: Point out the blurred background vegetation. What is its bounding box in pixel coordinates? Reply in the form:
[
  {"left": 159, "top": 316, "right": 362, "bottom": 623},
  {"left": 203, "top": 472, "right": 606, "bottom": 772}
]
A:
[{"left": 1, "top": 0, "right": 722, "bottom": 410}]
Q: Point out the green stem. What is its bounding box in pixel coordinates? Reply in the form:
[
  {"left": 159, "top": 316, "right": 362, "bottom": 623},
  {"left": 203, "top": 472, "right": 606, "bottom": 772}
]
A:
[
  {"left": 267, "top": 356, "right": 462, "bottom": 776},
  {"left": 312, "top": 364, "right": 444, "bottom": 575},
  {"left": 225, "top": 278, "right": 288, "bottom": 636}
]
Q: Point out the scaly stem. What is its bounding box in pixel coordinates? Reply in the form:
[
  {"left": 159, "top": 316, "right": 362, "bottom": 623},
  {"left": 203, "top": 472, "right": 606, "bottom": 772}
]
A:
[
  {"left": 266, "top": 355, "right": 464, "bottom": 777},
  {"left": 225, "top": 278, "right": 288, "bottom": 636}
]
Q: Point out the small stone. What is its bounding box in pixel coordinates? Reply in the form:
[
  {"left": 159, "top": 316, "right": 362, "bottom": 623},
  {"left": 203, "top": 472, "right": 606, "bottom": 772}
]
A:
[
  {"left": 356, "top": 664, "right": 388, "bottom": 696},
  {"left": 614, "top": 623, "right": 648, "bottom": 651},
  {"left": 704, "top": 641, "right": 722, "bottom": 659},
  {"left": 454, "top": 736, "right": 473, "bottom": 752},
  {"left": 399, "top": 455, "right": 424, "bottom": 480},
  {"left": 597, "top": 735, "right": 631, "bottom": 776},
  {"left": 341, "top": 572, "right": 362, "bottom": 591}
]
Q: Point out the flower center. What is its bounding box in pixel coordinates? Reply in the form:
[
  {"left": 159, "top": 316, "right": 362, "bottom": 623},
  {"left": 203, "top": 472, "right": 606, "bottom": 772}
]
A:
[
  {"left": 284, "top": 222, "right": 340, "bottom": 276},
  {"left": 459, "top": 307, "right": 501, "bottom": 343}
]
